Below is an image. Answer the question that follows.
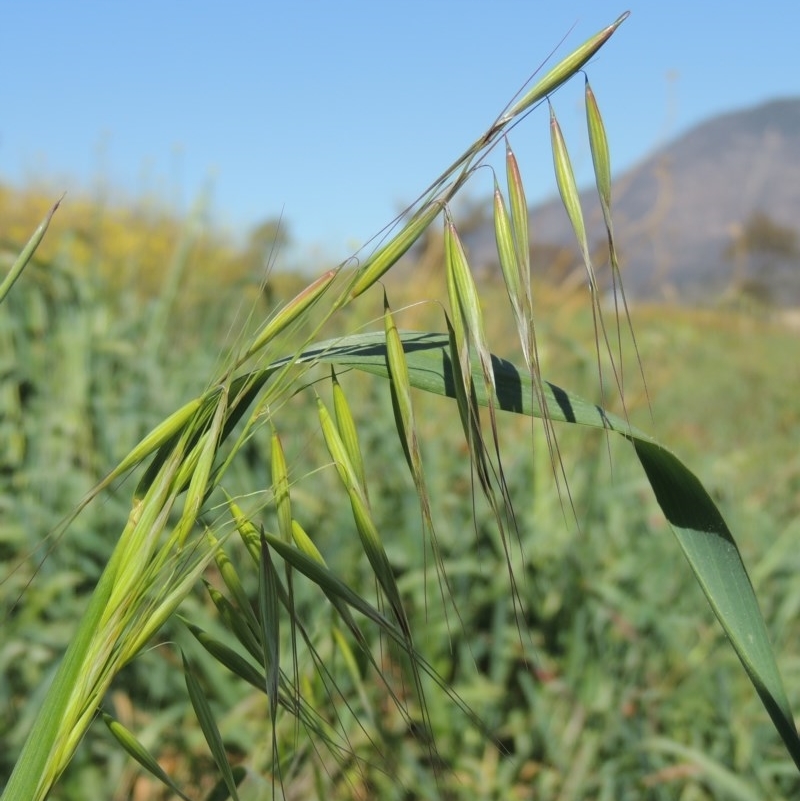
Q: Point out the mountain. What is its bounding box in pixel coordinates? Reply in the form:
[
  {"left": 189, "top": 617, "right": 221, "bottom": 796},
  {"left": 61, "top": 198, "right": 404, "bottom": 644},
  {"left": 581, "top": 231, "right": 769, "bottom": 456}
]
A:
[{"left": 472, "top": 98, "right": 800, "bottom": 305}]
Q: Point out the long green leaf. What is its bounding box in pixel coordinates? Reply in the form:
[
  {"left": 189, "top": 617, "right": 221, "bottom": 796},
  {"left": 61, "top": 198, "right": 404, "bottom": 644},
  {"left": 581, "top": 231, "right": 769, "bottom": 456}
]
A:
[
  {"left": 182, "top": 651, "right": 241, "bottom": 801},
  {"left": 287, "top": 329, "right": 800, "bottom": 769}
]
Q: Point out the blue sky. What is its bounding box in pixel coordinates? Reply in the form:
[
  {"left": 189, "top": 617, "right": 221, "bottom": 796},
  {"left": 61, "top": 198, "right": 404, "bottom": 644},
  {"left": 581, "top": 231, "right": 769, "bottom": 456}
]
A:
[{"left": 2, "top": 2, "right": 799, "bottom": 259}]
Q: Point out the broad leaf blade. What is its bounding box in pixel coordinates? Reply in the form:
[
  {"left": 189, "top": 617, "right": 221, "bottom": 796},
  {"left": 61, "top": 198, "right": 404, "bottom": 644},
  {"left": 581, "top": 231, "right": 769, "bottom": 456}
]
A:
[
  {"left": 300, "top": 329, "right": 800, "bottom": 769},
  {"left": 632, "top": 436, "right": 800, "bottom": 764}
]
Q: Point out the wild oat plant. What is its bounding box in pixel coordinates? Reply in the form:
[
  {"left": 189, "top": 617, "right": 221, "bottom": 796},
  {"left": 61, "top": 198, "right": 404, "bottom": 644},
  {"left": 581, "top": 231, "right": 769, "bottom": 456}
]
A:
[{"left": 2, "top": 12, "right": 799, "bottom": 800}]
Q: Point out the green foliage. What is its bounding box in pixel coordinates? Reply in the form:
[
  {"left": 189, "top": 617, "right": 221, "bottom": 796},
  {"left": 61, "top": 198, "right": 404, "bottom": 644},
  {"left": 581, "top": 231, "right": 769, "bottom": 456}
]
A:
[
  {"left": 3, "top": 12, "right": 800, "bottom": 801},
  {"left": 0, "top": 182, "right": 299, "bottom": 307}
]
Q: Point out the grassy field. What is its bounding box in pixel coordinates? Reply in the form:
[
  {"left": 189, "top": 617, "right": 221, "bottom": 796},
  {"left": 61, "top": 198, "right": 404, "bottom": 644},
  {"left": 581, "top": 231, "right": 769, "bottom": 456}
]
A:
[{"left": 1, "top": 180, "right": 799, "bottom": 800}]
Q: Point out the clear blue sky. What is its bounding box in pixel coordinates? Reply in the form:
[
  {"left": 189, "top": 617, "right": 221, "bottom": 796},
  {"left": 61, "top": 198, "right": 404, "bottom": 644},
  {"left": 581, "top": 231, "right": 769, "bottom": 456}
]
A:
[{"left": 2, "top": 2, "right": 798, "bottom": 259}]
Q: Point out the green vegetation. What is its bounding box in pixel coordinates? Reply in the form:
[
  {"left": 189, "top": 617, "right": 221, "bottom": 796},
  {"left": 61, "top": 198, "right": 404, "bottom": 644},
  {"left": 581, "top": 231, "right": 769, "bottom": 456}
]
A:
[{"left": 3, "top": 13, "right": 800, "bottom": 800}]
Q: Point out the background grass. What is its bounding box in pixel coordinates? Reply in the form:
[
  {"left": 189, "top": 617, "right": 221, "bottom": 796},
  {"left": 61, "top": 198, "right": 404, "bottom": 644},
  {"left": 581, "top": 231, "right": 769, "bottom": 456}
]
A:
[{"left": 2, "top": 184, "right": 799, "bottom": 800}]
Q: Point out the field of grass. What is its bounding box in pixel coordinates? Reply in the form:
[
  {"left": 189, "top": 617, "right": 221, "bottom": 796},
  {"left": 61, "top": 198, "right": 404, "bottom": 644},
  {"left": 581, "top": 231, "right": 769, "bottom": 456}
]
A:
[
  {"left": 1, "top": 185, "right": 799, "bottom": 800},
  {"left": 2, "top": 19, "right": 800, "bottom": 795}
]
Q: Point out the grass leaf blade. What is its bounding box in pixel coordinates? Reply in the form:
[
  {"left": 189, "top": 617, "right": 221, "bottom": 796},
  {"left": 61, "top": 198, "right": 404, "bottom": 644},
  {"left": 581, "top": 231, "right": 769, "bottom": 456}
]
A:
[
  {"left": 303, "top": 329, "right": 800, "bottom": 768},
  {"left": 182, "top": 652, "right": 241, "bottom": 801}
]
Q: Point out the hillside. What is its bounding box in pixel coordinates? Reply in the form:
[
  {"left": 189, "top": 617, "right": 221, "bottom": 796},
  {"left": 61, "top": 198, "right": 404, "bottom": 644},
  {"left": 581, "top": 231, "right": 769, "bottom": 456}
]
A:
[{"left": 471, "top": 98, "right": 800, "bottom": 305}]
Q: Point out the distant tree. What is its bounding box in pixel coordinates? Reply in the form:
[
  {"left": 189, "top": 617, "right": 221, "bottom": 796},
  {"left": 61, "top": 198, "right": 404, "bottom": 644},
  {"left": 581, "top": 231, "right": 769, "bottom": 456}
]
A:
[
  {"left": 724, "top": 211, "right": 798, "bottom": 262},
  {"left": 530, "top": 240, "right": 577, "bottom": 286},
  {"left": 724, "top": 211, "right": 800, "bottom": 306},
  {"left": 239, "top": 217, "right": 292, "bottom": 304},
  {"left": 245, "top": 217, "right": 291, "bottom": 266}
]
